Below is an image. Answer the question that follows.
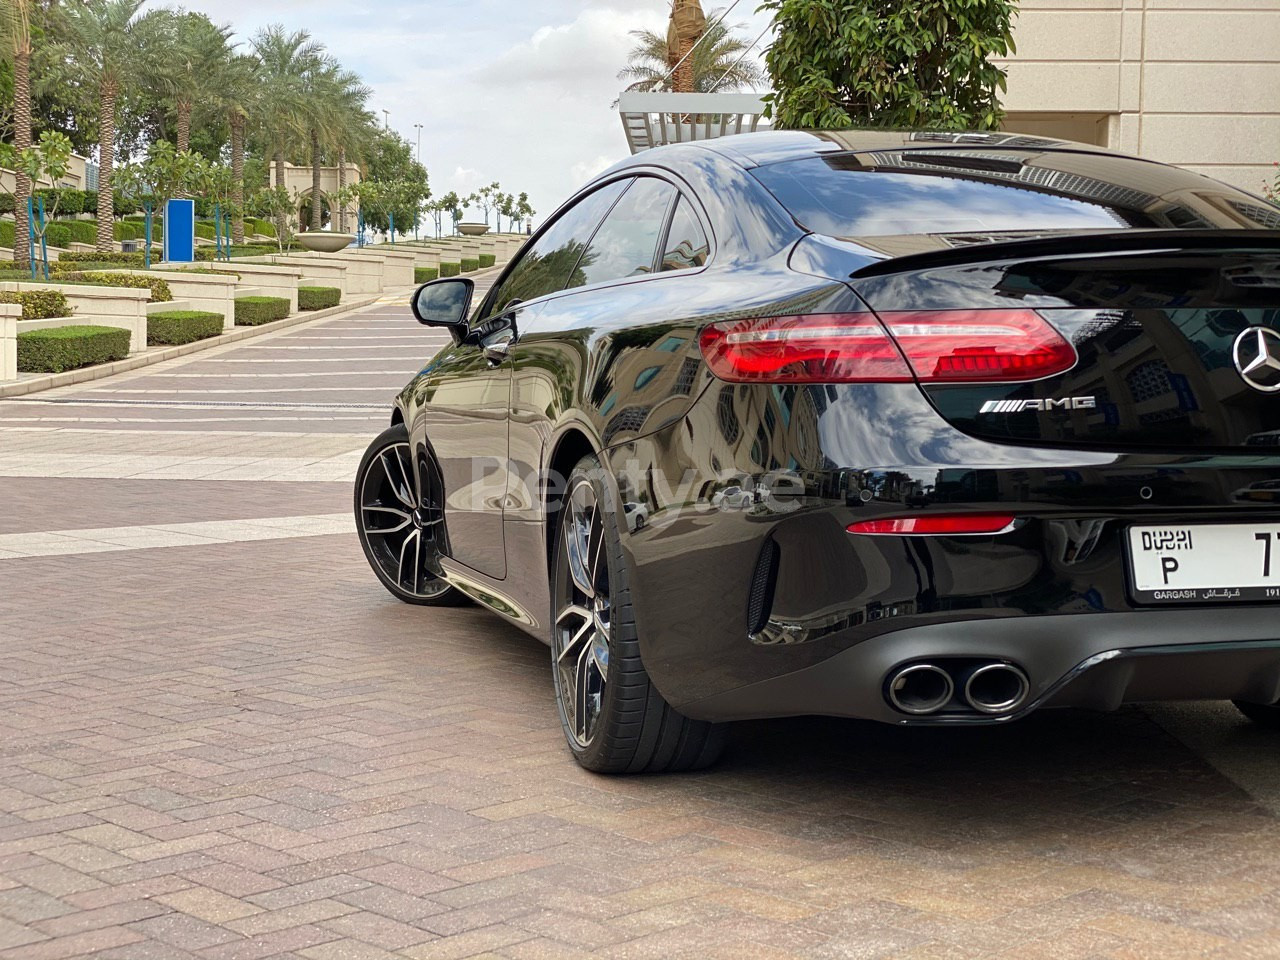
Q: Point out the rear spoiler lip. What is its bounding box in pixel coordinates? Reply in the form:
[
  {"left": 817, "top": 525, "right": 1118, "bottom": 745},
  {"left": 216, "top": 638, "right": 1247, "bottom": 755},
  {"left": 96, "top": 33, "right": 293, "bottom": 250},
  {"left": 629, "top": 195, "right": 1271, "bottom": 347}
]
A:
[{"left": 848, "top": 229, "right": 1280, "bottom": 279}]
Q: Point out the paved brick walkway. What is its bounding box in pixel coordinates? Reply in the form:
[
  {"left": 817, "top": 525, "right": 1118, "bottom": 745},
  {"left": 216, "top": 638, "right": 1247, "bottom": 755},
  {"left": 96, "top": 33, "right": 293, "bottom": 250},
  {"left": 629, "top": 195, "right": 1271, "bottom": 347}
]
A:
[{"left": 3, "top": 286, "right": 1280, "bottom": 959}]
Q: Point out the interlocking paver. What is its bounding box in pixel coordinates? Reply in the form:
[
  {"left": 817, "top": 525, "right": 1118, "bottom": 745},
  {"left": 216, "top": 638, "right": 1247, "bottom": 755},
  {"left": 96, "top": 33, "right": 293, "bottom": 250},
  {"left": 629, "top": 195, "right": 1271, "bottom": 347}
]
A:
[{"left": 3, "top": 290, "right": 1280, "bottom": 957}]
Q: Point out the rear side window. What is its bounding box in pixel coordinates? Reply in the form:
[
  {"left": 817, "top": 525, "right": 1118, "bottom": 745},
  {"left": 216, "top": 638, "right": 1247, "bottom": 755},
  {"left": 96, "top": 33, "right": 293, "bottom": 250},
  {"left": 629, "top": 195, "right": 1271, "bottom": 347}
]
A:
[
  {"left": 485, "top": 179, "right": 629, "bottom": 315},
  {"left": 569, "top": 178, "right": 677, "bottom": 291},
  {"left": 752, "top": 152, "right": 1280, "bottom": 240},
  {"left": 662, "top": 198, "right": 710, "bottom": 271}
]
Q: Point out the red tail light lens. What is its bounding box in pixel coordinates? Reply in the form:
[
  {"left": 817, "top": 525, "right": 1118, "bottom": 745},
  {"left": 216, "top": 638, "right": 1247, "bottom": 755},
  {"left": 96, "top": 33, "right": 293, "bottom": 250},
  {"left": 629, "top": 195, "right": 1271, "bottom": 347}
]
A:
[
  {"left": 881, "top": 310, "right": 1076, "bottom": 382},
  {"left": 699, "top": 310, "right": 1075, "bottom": 384},
  {"left": 848, "top": 515, "right": 1018, "bottom": 536},
  {"left": 698, "top": 313, "right": 912, "bottom": 384}
]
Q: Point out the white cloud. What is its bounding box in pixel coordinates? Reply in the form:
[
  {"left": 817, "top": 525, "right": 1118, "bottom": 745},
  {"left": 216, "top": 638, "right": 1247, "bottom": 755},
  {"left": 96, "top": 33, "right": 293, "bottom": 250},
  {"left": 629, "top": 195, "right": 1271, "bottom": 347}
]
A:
[{"left": 177, "top": 0, "right": 774, "bottom": 227}]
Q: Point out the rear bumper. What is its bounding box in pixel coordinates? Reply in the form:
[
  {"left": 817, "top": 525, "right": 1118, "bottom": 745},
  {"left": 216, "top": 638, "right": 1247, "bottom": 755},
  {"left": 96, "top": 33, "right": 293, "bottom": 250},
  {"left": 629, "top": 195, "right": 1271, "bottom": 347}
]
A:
[{"left": 675, "top": 611, "right": 1280, "bottom": 724}]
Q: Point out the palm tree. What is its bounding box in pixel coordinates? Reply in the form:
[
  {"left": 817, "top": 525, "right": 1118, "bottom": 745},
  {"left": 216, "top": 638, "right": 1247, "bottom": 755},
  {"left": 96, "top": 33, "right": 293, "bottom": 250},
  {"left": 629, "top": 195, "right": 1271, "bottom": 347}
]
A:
[
  {"left": 312, "top": 69, "right": 371, "bottom": 232},
  {"left": 1, "top": 0, "right": 34, "bottom": 268},
  {"left": 61, "top": 0, "right": 160, "bottom": 251},
  {"left": 618, "top": 5, "right": 766, "bottom": 94},
  {"left": 153, "top": 11, "right": 233, "bottom": 154},
  {"left": 217, "top": 52, "right": 259, "bottom": 244},
  {"left": 251, "top": 24, "right": 324, "bottom": 236}
]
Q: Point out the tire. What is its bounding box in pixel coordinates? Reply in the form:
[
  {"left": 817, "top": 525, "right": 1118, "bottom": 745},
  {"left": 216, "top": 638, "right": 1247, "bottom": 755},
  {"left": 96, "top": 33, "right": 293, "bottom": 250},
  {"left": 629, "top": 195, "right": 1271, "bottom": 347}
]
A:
[
  {"left": 1233, "top": 699, "right": 1280, "bottom": 729},
  {"left": 354, "top": 424, "right": 466, "bottom": 607},
  {"left": 550, "top": 454, "right": 726, "bottom": 774}
]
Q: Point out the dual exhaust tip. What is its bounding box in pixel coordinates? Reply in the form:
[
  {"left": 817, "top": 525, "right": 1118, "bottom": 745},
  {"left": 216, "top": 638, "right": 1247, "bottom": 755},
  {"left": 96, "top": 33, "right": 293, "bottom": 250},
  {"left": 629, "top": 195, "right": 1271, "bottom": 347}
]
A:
[{"left": 887, "top": 661, "right": 1030, "bottom": 716}]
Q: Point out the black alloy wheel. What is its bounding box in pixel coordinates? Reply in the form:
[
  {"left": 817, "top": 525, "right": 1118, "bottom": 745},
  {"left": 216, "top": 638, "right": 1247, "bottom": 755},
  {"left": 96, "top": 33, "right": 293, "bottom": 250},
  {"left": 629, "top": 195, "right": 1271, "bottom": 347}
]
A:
[
  {"left": 551, "top": 454, "right": 726, "bottom": 773},
  {"left": 355, "top": 424, "right": 465, "bottom": 606}
]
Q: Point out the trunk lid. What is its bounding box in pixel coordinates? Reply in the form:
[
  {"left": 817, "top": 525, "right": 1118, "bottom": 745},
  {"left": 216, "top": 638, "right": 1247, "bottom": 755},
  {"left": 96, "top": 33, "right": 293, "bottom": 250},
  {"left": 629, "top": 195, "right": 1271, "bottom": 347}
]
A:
[{"left": 851, "top": 234, "right": 1280, "bottom": 451}]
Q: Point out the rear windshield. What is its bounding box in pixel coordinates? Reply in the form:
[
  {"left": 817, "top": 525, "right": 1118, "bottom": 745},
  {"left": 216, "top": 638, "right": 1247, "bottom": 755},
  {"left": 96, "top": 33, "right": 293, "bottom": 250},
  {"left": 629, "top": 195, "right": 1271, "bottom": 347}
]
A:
[{"left": 751, "top": 151, "right": 1279, "bottom": 240}]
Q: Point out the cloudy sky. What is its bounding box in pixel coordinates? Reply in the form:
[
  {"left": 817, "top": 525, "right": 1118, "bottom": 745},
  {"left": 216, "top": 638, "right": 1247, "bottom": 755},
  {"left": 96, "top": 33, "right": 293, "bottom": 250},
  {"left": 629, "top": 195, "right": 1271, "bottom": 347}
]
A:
[{"left": 178, "top": 0, "right": 775, "bottom": 225}]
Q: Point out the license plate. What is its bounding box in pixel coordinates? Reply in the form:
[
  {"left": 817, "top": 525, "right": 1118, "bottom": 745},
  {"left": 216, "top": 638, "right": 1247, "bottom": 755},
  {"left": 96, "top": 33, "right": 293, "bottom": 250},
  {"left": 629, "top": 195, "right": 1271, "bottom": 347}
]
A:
[{"left": 1128, "top": 524, "right": 1280, "bottom": 604}]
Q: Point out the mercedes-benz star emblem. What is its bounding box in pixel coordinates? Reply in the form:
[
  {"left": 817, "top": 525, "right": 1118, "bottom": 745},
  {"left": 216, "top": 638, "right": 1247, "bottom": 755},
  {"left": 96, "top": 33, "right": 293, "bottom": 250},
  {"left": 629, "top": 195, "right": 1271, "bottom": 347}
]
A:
[{"left": 1233, "top": 327, "right": 1280, "bottom": 394}]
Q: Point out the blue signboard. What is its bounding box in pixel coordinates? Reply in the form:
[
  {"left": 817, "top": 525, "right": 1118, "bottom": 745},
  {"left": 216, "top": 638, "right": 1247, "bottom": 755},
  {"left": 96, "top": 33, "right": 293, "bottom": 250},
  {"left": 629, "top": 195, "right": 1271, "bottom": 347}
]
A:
[{"left": 163, "top": 198, "right": 196, "bottom": 263}]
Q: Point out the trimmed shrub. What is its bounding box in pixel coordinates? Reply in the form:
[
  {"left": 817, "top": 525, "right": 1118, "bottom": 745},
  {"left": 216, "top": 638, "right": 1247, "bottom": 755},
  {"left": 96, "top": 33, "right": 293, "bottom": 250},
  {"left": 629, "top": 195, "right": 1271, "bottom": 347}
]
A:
[
  {"left": 0, "top": 221, "right": 14, "bottom": 249},
  {"left": 298, "top": 286, "right": 341, "bottom": 311},
  {"left": 44, "top": 223, "right": 72, "bottom": 249},
  {"left": 479, "top": 253, "right": 496, "bottom": 269},
  {"left": 195, "top": 222, "right": 216, "bottom": 241},
  {"left": 58, "top": 251, "right": 145, "bottom": 267},
  {"left": 63, "top": 272, "right": 173, "bottom": 303},
  {"left": 147, "top": 310, "right": 224, "bottom": 346},
  {"left": 50, "top": 260, "right": 135, "bottom": 274},
  {"left": 196, "top": 244, "right": 277, "bottom": 262},
  {"left": 461, "top": 257, "right": 480, "bottom": 273},
  {"left": 248, "top": 218, "right": 277, "bottom": 238},
  {"left": 235, "top": 296, "right": 290, "bottom": 325},
  {"left": 439, "top": 261, "right": 461, "bottom": 278},
  {"left": 414, "top": 266, "right": 439, "bottom": 284},
  {"left": 17, "top": 324, "right": 131, "bottom": 373},
  {"left": 0, "top": 290, "right": 72, "bottom": 319}
]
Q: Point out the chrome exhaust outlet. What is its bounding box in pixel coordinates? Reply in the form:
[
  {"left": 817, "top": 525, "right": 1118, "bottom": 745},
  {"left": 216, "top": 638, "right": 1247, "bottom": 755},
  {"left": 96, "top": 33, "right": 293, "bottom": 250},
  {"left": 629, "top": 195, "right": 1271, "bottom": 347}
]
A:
[
  {"left": 887, "top": 664, "right": 954, "bottom": 715},
  {"left": 964, "top": 663, "right": 1030, "bottom": 715}
]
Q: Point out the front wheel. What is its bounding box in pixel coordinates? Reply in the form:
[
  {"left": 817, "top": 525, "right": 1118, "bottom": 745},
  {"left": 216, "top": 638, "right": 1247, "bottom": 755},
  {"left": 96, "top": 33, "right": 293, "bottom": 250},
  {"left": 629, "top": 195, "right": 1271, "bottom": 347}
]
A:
[
  {"left": 1234, "top": 699, "right": 1280, "bottom": 729},
  {"left": 354, "top": 424, "right": 465, "bottom": 606},
  {"left": 551, "top": 454, "right": 725, "bottom": 774}
]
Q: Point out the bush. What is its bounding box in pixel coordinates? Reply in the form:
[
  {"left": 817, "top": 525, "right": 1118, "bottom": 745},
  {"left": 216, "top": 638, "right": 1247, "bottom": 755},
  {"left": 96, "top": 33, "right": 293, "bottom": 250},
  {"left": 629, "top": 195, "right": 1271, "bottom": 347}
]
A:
[
  {"left": 51, "top": 260, "right": 135, "bottom": 274},
  {"left": 235, "top": 296, "right": 290, "bottom": 325},
  {"left": 44, "top": 224, "right": 72, "bottom": 249},
  {"left": 478, "top": 253, "right": 496, "bottom": 269},
  {"left": 415, "top": 266, "right": 439, "bottom": 284},
  {"left": 439, "top": 261, "right": 461, "bottom": 278},
  {"left": 196, "top": 244, "right": 277, "bottom": 262},
  {"left": 0, "top": 289, "right": 72, "bottom": 319},
  {"left": 63, "top": 272, "right": 173, "bottom": 303},
  {"left": 17, "top": 325, "right": 131, "bottom": 373},
  {"left": 298, "top": 286, "right": 341, "bottom": 311},
  {"left": 195, "top": 222, "right": 216, "bottom": 241},
  {"left": 147, "top": 310, "right": 224, "bottom": 346},
  {"left": 248, "top": 218, "right": 277, "bottom": 238},
  {"left": 58, "top": 251, "right": 145, "bottom": 267},
  {"left": 0, "top": 221, "right": 14, "bottom": 249},
  {"left": 461, "top": 258, "right": 480, "bottom": 273}
]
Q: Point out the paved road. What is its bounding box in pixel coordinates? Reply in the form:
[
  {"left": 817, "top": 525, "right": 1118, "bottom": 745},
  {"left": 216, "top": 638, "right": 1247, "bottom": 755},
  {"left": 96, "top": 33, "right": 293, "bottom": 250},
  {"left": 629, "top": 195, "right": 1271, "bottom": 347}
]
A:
[{"left": 1, "top": 283, "right": 1280, "bottom": 959}]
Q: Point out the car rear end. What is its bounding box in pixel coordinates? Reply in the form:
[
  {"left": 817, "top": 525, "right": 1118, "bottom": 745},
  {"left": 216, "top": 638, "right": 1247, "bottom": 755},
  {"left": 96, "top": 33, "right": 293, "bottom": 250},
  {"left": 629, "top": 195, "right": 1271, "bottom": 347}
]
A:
[{"left": 634, "top": 138, "right": 1280, "bottom": 726}]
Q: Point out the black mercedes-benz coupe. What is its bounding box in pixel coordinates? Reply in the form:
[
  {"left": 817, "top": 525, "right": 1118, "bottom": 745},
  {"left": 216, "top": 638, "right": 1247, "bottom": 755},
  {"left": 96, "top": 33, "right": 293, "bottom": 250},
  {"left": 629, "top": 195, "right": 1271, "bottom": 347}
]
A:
[{"left": 355, "top": 130, "right": 1280, "bottom": 773}]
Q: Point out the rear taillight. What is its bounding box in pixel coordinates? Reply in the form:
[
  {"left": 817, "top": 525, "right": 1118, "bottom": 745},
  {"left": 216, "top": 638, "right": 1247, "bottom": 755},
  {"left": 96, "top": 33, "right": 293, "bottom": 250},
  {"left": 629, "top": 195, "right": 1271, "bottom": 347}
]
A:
[
  {"left": 699, "top": 310, "right": 1075, "bottom": 384},
  {"left": 848, "top": 515, "right": 1018, "bottom": 536}
]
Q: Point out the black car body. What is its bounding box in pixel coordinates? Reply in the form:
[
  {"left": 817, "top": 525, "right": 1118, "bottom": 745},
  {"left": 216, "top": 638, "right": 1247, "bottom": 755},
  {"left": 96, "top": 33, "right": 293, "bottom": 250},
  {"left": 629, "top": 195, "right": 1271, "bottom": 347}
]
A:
[{"left": 357, "top": 130, "right": 1280, "bottom": 771}]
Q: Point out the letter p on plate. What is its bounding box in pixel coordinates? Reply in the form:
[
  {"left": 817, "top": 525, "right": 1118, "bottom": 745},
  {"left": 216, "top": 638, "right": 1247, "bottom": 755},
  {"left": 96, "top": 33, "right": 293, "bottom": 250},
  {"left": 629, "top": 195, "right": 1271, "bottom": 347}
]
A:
[{"left": 1161, "top": 556, "right": 1180, "bottom": 585}]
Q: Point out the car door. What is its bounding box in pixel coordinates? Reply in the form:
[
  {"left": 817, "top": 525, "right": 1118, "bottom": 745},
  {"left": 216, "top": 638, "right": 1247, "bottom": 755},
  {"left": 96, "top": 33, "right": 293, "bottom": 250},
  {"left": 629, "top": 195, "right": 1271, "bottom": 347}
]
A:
[{"left": 424, "top": 178, "right": 634, "bottom": 578}]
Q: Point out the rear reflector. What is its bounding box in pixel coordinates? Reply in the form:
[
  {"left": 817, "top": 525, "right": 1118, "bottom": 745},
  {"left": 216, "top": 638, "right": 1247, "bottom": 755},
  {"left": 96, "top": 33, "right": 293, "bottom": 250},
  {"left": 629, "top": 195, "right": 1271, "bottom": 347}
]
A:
[
  {"left": 848, "top": 515, "right": 1018, "bottom": 536},
  {"left": 699, "top": 310, "right": 1075, "bottom": 384}
]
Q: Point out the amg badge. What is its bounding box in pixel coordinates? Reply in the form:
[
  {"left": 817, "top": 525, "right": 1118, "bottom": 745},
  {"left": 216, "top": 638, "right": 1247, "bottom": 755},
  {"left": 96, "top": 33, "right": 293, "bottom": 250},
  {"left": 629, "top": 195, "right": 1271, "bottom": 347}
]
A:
[{"left": 980, "top": 397, "right": 1097, "bottom": 414}]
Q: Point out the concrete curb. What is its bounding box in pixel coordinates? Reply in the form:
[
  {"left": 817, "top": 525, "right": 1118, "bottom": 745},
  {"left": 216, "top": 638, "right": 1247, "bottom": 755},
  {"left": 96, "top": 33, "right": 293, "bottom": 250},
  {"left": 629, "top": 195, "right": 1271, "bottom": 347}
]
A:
[{"left": 0, "top": 294, "right": 384, "bottom": 399}]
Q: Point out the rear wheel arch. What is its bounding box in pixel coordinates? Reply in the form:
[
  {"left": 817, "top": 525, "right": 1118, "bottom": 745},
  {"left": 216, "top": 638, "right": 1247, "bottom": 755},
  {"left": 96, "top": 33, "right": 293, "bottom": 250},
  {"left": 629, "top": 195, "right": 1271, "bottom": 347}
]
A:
[{"left": 544, "top": 427, "right": 599, "bottom": 565}]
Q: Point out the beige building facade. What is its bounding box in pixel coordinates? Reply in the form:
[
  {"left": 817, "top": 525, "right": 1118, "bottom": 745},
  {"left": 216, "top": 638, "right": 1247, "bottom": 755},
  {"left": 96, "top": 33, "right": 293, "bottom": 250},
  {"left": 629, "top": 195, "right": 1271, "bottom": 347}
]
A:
[{"left": 998, "top": 0, "right": 1280, "bottom": 195}]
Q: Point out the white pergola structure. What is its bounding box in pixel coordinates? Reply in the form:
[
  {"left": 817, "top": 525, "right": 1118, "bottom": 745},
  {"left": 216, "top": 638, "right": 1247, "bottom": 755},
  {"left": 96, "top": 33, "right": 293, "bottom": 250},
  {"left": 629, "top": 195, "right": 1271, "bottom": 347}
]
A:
[{"left": 619, "top": 91, "right": 771, "bottom": 155}]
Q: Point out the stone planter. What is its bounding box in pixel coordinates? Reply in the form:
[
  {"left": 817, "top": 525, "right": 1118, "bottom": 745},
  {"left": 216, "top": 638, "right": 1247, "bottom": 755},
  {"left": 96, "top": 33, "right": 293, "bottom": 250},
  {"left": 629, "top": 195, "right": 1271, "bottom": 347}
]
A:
[
  {"left": 457, "top": 223, "right": 491, "bottom": 237},
  {"left": 296, "top": 232, "right": 356, "bottom": 253}
]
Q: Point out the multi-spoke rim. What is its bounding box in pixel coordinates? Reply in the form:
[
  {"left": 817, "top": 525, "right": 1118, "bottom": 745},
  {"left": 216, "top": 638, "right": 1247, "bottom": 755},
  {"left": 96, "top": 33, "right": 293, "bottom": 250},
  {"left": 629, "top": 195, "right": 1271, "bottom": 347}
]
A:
[
  {"left": 554, "top": 478, "right": 611, "bottom": 749},
  {"left": 359, "top": 441, "right": 452, "bottom": 599}
]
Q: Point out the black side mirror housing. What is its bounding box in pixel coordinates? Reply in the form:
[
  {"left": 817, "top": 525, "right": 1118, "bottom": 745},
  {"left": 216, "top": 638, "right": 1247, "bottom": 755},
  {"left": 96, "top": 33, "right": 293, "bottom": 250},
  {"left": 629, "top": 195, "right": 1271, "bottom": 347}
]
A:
[{"left": 411, "top": 278, "right": 475, "bottom": 340}]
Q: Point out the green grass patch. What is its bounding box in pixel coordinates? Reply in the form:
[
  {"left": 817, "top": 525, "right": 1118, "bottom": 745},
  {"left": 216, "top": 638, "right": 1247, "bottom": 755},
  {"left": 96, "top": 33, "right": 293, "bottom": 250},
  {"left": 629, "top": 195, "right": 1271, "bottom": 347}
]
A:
[
  {"left": 460, "top": 258, "right": 480, "bottom": 273},
  {"left": 439, "top": 262, "right": 461, "bottom": 278},
  {"left": 478, "top": 253, "right": 496, "bottom": 269},
  {"left": 17, "top": 324, "right": 130, "bottom": 373},
  {"left": 298, "top": 286, "right": 341, "bottom": 311},
  {"left": 235, "top": 296, "right": 290, "bottom": 326},
  {"left": 0, "top": 290, "right": 72, "bottom": 320},
  {"left": 414, "top": 266, "right": 439, "bottom": 284},
  {"left": 147, "top": 310, "right": 224, "bottom": 346}
]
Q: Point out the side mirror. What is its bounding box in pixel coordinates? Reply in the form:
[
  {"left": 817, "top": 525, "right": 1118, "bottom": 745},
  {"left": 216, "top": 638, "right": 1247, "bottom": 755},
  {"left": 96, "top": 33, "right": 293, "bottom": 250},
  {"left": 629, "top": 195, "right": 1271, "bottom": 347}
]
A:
[{"left": 411, "top": 278, "right": 475, "bottom": 333}]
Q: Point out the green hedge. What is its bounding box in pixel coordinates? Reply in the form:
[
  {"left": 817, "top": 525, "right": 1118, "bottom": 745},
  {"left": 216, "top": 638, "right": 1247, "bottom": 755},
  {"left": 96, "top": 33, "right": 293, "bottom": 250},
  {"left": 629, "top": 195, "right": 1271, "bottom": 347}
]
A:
[
  {"left": 63, "top": 272, "right": 173, "bottom": 303},
  {"left": 461, "top": 257, "right": 480, "bottom": 273},
  {"left": 147, "top": 310, "right": 224, "bottom": 346},
  {"left": 246, "top": 218, "right": 277, "bottom": 238},
  {"left": 235, "top": 296, "right": 290, "bottom": 325},
  {"left": 414, "top": 266, "right": 439, "bottom": 284},
  {"left": 17, "top": 324, "right": 130, "bottom": 373},
  {"left": 479, "top": 253, "right": 496, "bottom": 269},
  {"left": 197, "top": 244, "right": 277, "bottom": 262},
  {"left": 0, "top": 289, "right": 72, "bottom": 319},
  {"left": 439, "top": 261, "right": 461, "bottom": 278},
  {"left": 50, "top": 260, "right": 133, "bottom": 274},
  {"left": 298, "top": 286, "right": 341, "bottom": 311},
  {"left": 0, "top": 188, "right": 97, "bottom": 217},
  {"left": 57, "top": 251, "right": 146, "bottom": 267}
]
